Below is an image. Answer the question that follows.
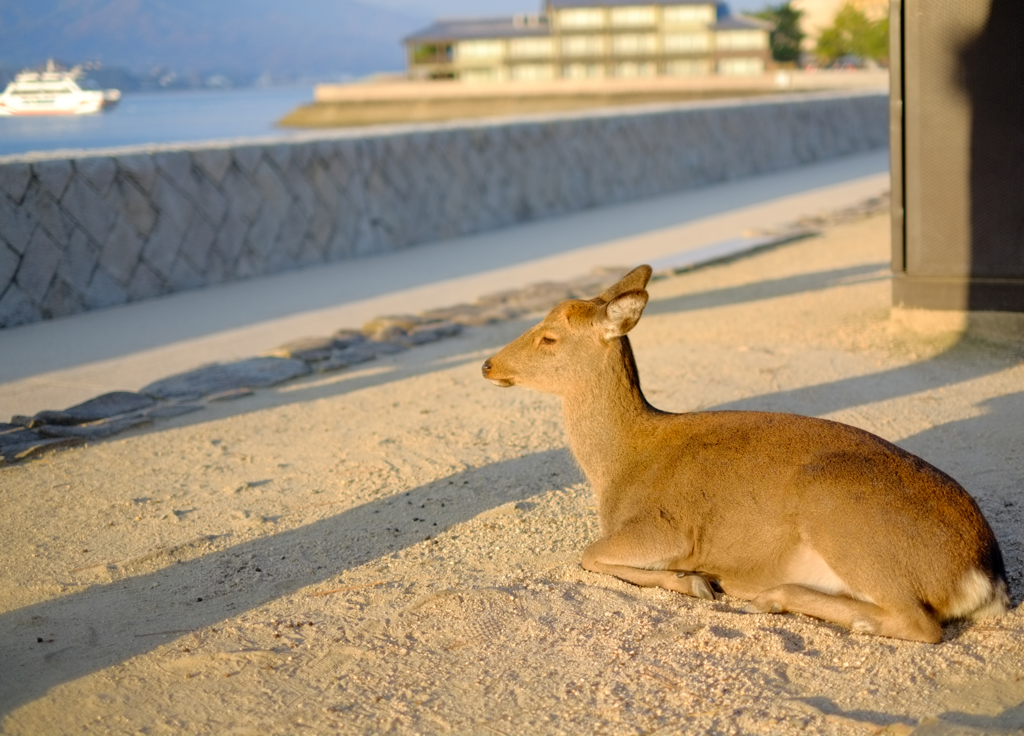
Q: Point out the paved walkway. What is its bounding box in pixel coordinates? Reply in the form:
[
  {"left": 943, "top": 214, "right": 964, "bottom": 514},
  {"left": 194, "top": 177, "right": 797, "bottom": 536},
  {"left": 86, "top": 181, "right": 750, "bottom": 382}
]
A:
[{"left": 0, "top": 150, "right": 888, "bottom": 419}]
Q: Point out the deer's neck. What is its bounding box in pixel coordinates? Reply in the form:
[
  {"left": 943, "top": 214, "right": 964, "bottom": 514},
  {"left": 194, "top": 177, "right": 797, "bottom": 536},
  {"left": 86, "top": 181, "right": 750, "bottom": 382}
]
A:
[{"left": 560, "top": 336, "right": 658, "bottom": 493}]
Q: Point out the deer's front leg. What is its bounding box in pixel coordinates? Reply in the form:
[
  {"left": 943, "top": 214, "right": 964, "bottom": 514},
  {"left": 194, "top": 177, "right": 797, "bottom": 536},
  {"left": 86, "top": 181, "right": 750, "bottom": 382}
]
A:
[{"left": 581, "top": 532, "right": 716, "bottom": 600}]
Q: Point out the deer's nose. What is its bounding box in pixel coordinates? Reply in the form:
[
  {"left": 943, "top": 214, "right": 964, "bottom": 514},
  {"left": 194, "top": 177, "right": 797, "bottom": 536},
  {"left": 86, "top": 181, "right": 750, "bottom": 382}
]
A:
[{"left": 481, "top": 359, "right": 493, "bottom": 378}]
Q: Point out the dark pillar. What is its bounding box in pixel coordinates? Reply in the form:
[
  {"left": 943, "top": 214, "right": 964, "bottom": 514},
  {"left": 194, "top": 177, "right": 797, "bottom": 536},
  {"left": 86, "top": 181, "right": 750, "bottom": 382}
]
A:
[{"left": 890, "top": 0, "right": 1024, "bottom": 312}]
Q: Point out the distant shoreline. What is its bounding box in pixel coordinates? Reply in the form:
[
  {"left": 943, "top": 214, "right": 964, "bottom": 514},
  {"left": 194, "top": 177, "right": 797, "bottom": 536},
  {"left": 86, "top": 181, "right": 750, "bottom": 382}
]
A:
[
  {"left": 279, "top": 71, "right": 888, "bottom": 129},
  {"left": 279, "top": 89, "right": 780, "bottom": 128}
]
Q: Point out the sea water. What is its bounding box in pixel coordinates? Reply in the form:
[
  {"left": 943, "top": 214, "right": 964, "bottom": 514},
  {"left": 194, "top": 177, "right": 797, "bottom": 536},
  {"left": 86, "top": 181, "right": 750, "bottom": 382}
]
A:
[{"left": 0, "top": 86, "right": 314, "bottom": 157}]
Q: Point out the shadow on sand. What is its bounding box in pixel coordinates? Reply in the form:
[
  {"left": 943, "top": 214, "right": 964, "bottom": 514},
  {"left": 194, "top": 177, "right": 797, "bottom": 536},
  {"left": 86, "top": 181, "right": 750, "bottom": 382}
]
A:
[{"left": 0, "top": 448, "right": 579, "bottom": 720}]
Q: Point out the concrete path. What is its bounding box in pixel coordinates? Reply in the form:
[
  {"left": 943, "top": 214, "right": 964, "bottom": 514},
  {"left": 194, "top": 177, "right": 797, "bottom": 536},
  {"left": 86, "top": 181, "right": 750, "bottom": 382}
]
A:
[{"left": 0, "top": 150, "right": 888, "bottom": 419}]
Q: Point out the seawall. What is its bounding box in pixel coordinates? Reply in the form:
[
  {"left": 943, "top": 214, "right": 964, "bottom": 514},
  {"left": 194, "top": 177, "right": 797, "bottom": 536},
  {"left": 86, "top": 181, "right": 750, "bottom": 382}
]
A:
[{"left": 0, "top": 89, "right": 888, "bottom": 329}]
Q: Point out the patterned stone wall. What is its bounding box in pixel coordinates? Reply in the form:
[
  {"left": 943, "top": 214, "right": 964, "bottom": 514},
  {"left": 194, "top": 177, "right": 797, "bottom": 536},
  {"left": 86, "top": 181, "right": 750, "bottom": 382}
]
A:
[{"left": 0, "top": 90, "right": 888, "bottom": 328}]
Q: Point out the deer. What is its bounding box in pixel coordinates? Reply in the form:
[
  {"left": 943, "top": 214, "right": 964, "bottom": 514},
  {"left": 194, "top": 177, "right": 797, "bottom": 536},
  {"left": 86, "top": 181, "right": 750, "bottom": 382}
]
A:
[{"left": 481, "top": 265, "right": 1009, "bottom": 643}]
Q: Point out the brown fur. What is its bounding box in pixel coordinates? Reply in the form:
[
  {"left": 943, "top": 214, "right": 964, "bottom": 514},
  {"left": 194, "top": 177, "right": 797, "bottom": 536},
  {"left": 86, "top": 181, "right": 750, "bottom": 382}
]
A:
[{"left": 482, "top": 265, "right": 1008, "bottom": 643}]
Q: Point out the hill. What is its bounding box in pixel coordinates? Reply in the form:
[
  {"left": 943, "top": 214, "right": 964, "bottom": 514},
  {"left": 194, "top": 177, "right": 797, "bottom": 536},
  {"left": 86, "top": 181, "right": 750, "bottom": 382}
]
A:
[{"left": 0, "top": 0, "right": 429, "bottom": 83}]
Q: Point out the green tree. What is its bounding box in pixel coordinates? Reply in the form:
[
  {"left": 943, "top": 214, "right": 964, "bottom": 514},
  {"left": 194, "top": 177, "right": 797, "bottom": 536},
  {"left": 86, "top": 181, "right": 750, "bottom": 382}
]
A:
[
  {"left": 754, "top": 2, "right": 806, "bottom": 64},
  {"left": 816, "top": 3, "right": 889, "bottom": 66}
]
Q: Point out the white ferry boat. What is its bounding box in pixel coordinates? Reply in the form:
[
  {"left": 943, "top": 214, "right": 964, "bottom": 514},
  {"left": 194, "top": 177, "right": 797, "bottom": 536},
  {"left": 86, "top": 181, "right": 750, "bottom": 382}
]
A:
[{"left": 0, "top": 60, "right": 121, "bottom": 116}]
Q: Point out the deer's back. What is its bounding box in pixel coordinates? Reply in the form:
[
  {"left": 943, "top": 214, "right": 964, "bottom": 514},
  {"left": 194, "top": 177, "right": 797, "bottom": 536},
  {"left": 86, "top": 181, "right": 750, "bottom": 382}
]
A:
[{"left": 607, "top": 410, "right": 1002, "bottom": 585}]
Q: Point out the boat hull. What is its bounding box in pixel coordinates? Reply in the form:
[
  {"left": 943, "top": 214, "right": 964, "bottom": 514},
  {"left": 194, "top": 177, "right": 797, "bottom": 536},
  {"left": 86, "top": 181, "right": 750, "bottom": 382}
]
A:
[
  {"left": 0, "top": 94, "right": 108, "bottom": 116},
  {"left": 0, "top": 61, "right": 121, "bottom": 116}
]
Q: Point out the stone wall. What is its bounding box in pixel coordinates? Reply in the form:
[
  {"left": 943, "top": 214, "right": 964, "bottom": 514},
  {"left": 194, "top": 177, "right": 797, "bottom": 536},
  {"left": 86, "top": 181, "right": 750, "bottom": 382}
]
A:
[{"left": 0, "top": 90, "right": 888, "bottom": 329}]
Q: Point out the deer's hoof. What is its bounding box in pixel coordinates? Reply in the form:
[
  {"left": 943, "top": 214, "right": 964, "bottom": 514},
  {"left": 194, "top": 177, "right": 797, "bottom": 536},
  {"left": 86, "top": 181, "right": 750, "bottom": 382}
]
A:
[
  {"left": 674, "top": 573, "right": 716, "bottom": 601},
  {"left": 745, "top": 597, "right": 784, "bottom": 614},
  {"left": 693, "top": 578, "right": 716, "bottom": 601}
]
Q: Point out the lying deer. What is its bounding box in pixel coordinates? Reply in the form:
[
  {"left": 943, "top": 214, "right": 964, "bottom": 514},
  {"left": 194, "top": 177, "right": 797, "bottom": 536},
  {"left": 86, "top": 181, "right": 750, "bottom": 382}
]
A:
[{"left": 481, "top": 265, "right": 1008, "bottom": 643}]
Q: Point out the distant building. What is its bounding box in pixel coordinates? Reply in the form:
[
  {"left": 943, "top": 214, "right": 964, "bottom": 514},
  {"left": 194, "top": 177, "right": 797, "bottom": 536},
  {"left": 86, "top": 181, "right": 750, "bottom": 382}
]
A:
[{"left": 404, "top": 1, "right": 774, "bottom": 81}]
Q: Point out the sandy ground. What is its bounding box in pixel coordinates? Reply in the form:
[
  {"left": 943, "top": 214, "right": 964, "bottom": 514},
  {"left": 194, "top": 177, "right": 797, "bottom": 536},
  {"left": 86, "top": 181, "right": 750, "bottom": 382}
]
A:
[{"left": 2, "top": 212, "right": 1023, "bottom": 735}]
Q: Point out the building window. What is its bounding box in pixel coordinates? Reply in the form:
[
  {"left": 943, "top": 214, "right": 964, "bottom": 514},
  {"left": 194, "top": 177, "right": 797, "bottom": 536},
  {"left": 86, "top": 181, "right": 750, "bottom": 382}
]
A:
[
  {"left": 718, "top": 57, "right": 765, "bottom": 75},
  {"left": 609, "top": 6, "right": 656, "bottom": 27},
  {"left": 715, "top": 31, "right": 768, "bottom": 51},
  {"left": 662, "top": 4, "right": 716, "bottom": 26},
  {"left": 665, "top": 59, "right": 711, "bottom": 76},
  {"left": 613, "top": 61, "right": 657, "bottom": 78},
  {"left": 561, "top": 35, "right": 606, "bottom": 56},
  {"left": 662, "top": 33, "right": 709, "bottom": 52},
  {"left": 460, "top": 67, "right": 505, "bottom": 82},
  {"left": 511, "top": 64, "right": 556, "bottom": 80},
  {"left": 411, "top": 44, "right": 452, "bottom": 63},
  {"left": 611, "top": 34, "right": 657, "bottom": 55},
  {"left": 558, "top": 8, "right": 605, "bottom": 29},
  {"left": 562, "top": 62, "right": 605, "bottom": 79},
  {"left": 508, "top": 37, "right": 554, "bottom": 58},
  {"left": 455, "top": 40, "right": 505, "bottom": 61}
]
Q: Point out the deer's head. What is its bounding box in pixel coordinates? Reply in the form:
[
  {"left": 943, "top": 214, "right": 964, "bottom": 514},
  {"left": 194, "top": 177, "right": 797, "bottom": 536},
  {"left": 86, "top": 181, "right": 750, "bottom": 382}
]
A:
[{"left": 481, "top": 265, "right": 652, "bottom": 396}]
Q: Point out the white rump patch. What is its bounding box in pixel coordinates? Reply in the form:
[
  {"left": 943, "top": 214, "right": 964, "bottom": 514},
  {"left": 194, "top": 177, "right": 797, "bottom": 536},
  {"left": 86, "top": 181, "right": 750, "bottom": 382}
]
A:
[
  {"left": 785, "top": 546, "right": 869, "bottom": 601},
  {"left": 944, "top": 568, "right": 1008, "bottom": 621}
]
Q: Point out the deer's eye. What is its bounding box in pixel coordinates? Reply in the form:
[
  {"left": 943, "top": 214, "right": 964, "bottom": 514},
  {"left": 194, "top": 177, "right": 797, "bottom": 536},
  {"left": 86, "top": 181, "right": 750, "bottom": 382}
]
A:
[{"left": 539, "top": 335, "right": 557, "bottom": 346}]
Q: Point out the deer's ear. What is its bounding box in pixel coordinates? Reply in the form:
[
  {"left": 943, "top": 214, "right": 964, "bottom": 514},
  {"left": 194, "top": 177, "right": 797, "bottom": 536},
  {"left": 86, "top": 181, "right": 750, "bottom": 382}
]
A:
[
  {"left": 597, "top": 265, "right": 653, "bottom": 303},
  {"left": 598, "top": 290, "right": 648, "bottom": 339}
]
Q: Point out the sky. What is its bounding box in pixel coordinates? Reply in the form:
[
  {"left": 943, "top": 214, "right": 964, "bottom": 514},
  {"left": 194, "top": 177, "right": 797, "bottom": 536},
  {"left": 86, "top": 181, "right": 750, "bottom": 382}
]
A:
[{"left": 371, "top": 0, "right": 769, "bottom": 18}]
